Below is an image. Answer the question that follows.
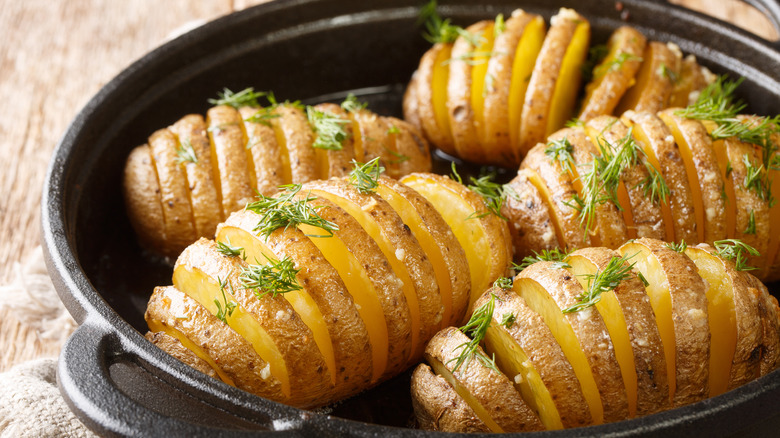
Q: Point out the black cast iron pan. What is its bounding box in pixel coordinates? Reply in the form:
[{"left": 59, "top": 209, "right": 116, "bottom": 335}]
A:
[{"left": 41, "top": 0, "right": 780, "bottom": 436}]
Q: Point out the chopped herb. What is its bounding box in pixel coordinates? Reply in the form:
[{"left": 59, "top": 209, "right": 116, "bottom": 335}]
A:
[
  {"left": 450, "top": 293, "right": 499, "bottom": 373},
  {"left": 386, "top": 124, "right": 401, "bottom": 135},
  {"left": 216, "top": 237, "right": 244, "bottom": 259},
  {"left": 244, "top": 107, "right": 280, "bottom": 127},
  {"left": 657, "top": 63, "right": 679, "bottom": 84},
  {"left": 514, "top": 248, "right": 572, "bottom": 273},
  {"left": 640, "top": 160, "right": 671, "bottom": 205},
  {"left": 714, "top": 239, "right": 759, "bottom": 271},
  {"left": 742, "top": 154, "right": 772, "bottom": 202},
  {"left": 565, "top": 118, "right": 585, "bottom": 128},
  {"left": 341, "top": 93, "right": 368, "bottom": 112},
  {"left": 499, "top": 312, "right": 516, "bottom": 328},
  {"left": 744, "top": 210, "right": 757, "bottom": 235},
  {"left": 239, "top": 254, "right": 302, "bottom": 299},
  {"left": 307, "top": 106, "right": 350, "bottom": 150},
  {"left": 208, "top": 87, "right": 266, "bottom": 108},
  {"left": 493, "top": 276, "right": 513, "bottom": 290},
  {"left": 593, "top": 52, "right": 643, "bottom": 79},
  {"left": 214, "top": 277, "right": 238, "bottom": 324},
  {"left": 563, "top": 253, "right": 636, "bottom": 313},
  {"left": 726, "top": 160, "right": 733, "bottom": 178},
  {"left": 246, "top": 184, "right": 339, "bottom": 238},
  {"left": 349, "top": 158, "right": 385, "bottom": 194},
  {"left": 637, "top": 271, "right": 650, "bottom": 287},
  {"left": 175, "top": 139, "right": 198, "bottom": 164},
  {"left": 665, "top": 240, "right": 688, "bottom": 253},
  {"left": 545, "top": 137, "right": 575, "bottom": 175},
  {"left": 466, "top": 172, "right": 507, "bottom": 219},
  {"left": 581, "top": 44, "right": 609, "bottom": 83},
  {"left": 418, "top": 0, "right": 478, "bottom": 45},
  {"left": 494, "top": 13, "right": 506, "bottom": 37},
  {"left": 384, "top": 147, "right": 410, "bottom": 164}
]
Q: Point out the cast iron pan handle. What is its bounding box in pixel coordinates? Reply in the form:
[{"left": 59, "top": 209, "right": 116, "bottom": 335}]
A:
[{"left": 58, "top": 322, "right": 307, "bottom": 437}]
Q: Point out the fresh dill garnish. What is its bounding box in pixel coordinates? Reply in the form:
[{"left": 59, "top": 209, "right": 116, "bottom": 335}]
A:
[
  {"left": 640, "top": 160, "right": 671, "bottom": 205},
  {"left": 244, "top": 106, "right": 281, "bottom": 127},
  {"left": 565, "top": 118, "right": 585, "bottom": 128},
  {"left": 545, "top": 137, "right": 576, "bottom": 175},
  {"left": 386, "top": 124, "right": 401, "bottom": 135},
  {"left": 657, "top": 63, "right": 679, "bottom": 84},
  {"left": 175, "top": 138, "right": 198, "bottom": 165},
  {"left": 307, "top": 106, "right": 350, "bottom": 150},
  {"left": 449, "top": 293, "right": 499, "bottom": 373},
  {"left": 744, "top": 210, "right": 757, "bottom": 235},
  {"left": 514, "top": 248, "right": 572, "bottom": 273},
  {"left": 349, "top": 158, "right": 385, "bottom": 194},
  {"left": 245, "top": 184, "right": 339, "bottom": 238},
  {"left": 239, "top": 254, "right": 302, "bottom": 299},
  {"left": 637, "top": 271, "right": 650, "bottom": 287},
  {"left": 499, "top": 312, "right": 516, "bottom": 328},
  {"left": 494, "top": 13, "right": 506, "bottom": 36},
  {"left": 581, "top": 44, "right": 609, "bottom": 83},
  {"left": 214, "top": 277, "right": 238, "bottom": 324},
  {"left": 665, "top": 240, "right": 688, "bottom": 253},
  {"left": 384, "top": 147, "right": 410, "bottom": 164},
  {"left": 341, "top": 93, "right": 368, "bottom": 112},
  {"left": 726, "top": 161, "right": 733, "bottom": 178},
  {"left": 208, "top": 87, "right": 266, "bottom": 108},
  {"left": 742, "top": 154, "right": 772, "bottom": 202},
  {"left": 418, "top": 0, "right": 480, "bottom": 45},
  {"left": 444, "top": 50, "right": 498, "bottom": 66},
  {"left": 215, "top": 237, "right": 244, "bottom": 258},
  {"left": 593, "top": 52, "right": 642, "bottom": 79},
  {"left": 493, "top": 276, "right": 513, "bottom": 290},
  {"left": 466, "top": 172, "right": 507, "bottom": 219},
  {"left": 563, "top": 253, "right": 636, "bottom": 313},
  {"left": 714, "top": 239, "right": 759, "bottom": 271}
]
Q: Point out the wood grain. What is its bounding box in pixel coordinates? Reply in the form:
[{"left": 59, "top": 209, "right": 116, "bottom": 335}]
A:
[{"left": 0, "top": 0, "right": 775, "bottom": 372}]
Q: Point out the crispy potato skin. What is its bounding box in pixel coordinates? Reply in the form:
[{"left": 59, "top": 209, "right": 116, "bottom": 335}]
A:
[
  {"left": 145, "top": 330, "right": 218, "bottom": 379},
  {"left": 411, "top": 364, "right": 490, "bottom": 433},
  {"left": 123, "top": 144, "right": 168, "bottom": 256},
  {"left": 502, "top": 169, "right": 559, "bottom": 260}
]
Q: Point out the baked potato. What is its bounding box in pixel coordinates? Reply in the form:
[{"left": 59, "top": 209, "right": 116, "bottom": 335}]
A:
[
  {"left": 143, "top": 165, "right": 512, "bottom": 408},
  {"left": 412, "top": 238, "right": 780, "bottom": 432},
  {"left": 502, "top": 102, "right": 780, "bottom": 280},
  {"left": 404, "top": 7, "right": 712, "bottom": 168},
  {"left": 123, "top": 93, "right": 432, "bottom": 258}
]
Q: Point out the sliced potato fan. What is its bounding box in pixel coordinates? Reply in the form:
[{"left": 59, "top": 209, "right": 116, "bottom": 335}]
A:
[
  {"left": 414, "top": 237, "right": 780, "bottom": 432},
  {"left": 124, "top": 95, "right": 432, "bottom": 258}
]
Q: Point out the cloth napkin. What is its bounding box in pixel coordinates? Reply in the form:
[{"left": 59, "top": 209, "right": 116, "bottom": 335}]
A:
[{"left": 0, "top": 246, "right": 93, "bottom": 437}]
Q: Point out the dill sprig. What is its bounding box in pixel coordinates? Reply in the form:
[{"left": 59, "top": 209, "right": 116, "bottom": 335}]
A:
[
  {"left": 593, "top": 52, "right": 643, "bottom": 79},
  {"left": 244, "top": 106, "right": 281, "bottom": 127},
  {"left": 214, "top": 277, "right": 238, "bottom": 324},
  {"left": 341, "top": 93, "right": 368, "bottom": 112},
  {"left": 418, "top": 0, "right": 480, "bottom": 46},
  {"left": 493, "top": 276, "right": 513, "bottom": 290},
  {"left": 665, "top": 240, "right": 688, "bottom": 253},
  {"left": 384, "top": 147, "right": 410, "bottom": 164},
  {"left": 744, "top": 210, "right": 756, "bottom": 235},
  {"left": 239, "top": 254, "right": 302, "bottom": 299},
  {"left": 349, "top": 158, "right": 385, "bottom": 194},
  {"left": 175, "top": 138, "right": 198, "bottom": 165},
  {"left": 563, "top": 253, "right": 636, "bottom": 313},
  {"left": 386, "top": 124, "right": 401, "bottom": 135},
  {"left": 450, "top": 293, "right": 499, "bottom": 373},
  {"left": 215, "top": 237, "right": 244, "bottom": 259},
  {"left": 742, "top": 154, "right": 772, "bottom": 203},
  {"left": 714, "top": 239, "right": 759, "bottom": 271},
  {"left": 545, "top": 137, "right": 576, "bottom": 175},
  {"left": 246, "top": 184, "right": 339, "bottom": 238},
  {"left": 581, "top": 44, "right": 609, "bottom": 83},
  {"left": 307, "top": 106, "right": 350, "bottom": 150},
  {"left": 514, "top": 248, "right": 572, "bottom": 273},
  {"left": 494, "top": 13, "right": 506, "bottom": 36},
  {"left": 450, "top": 163, "right": 507, "bottom": 219},
  {"left": 499, "top": 312, "right": 516, "bottom": 328},
  {"left": 209, "top": 87, "right": 267, "bottom": 108}
]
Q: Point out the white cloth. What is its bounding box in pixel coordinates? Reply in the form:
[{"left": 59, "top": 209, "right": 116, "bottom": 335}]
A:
[{"left": 0, "top": 246, "right": 91, "bottom": 437}]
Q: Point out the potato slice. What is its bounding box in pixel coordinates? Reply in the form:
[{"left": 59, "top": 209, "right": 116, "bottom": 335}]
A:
[
  {"left": 522, "top": 137, "right": 592, "bottom": 249},
  {"left": 516, "top": 261, "right": 629, "bottom": 424},
  {"left": 414, "top": 43, "right": 456, "bottom": 155},
  {"left": 621, "top": 110, "right": 697, "bottom": 243},
  {"left": 685, "top": 244, "right": 762, "bottom": 396},
  {"left": 145, "top": 330, "right": 218, "bottom": 380},
  {"left": 148, "top": 128, "right": 198, "bottom": 255},
  {"left": 501, "top": 168, "right": 560, "bottom": 260},
  {"left": 615, "top": 42, "right": 681, "bottom": 114},
  {"left": 306, "top": 178, "right": 441, "bottom": 363},
  {"left": 272, "top": 104, "right": 318, "bottom": 184},
  {"left": 567, "top": 248, "right": 669, "bottom": 417},
  {"left": 482, "top": 10, "right": 543, "bottom": 165},
  {"left": 376, "top": 176, "right": 470, "bottom": 327},
  {"left": 585, "top": 116, "right": 665, "bottom": 240},
  {"left": 751, "top": 277, "right": 780, "bottom": 375},
  {"left": 447, "top": 21, "right": 493, "bottom": 163},
  {"left": 482, "top": 287, "right": 591, "bottom": 429},
  {"left": 309, "top": 103, "right": 356, "bottom": 179},
  {"left": 172, "top": 239, "right": 333, "bottom": 407},
  {"left": 402, "top": 74, "right": 422, "bottom": 132},
  {"left": 565, "top": 128, "right": 630, "bottom": 248},
  {"left": 216, "top": 210, "right": 374, "bottom": 398},
  {"left": 207, "top": 105, "right": 255, "bottom": 215},
  {"left": 146, "top": 285, "right": 286, "bottom": 399},
  {"left": 579, "top": 26, "right": 647, "bottom": 121},
  {"left": 239, "top": 106, "right": 284, "bottom": 196},
  {"left": 425, "top": 326, "right": 544, "bottom": 433},
  {"left": 170, "top": 114, "right": 223, "bottom": 238},
  {"left": 400, "top": 173, "right": 512, "bottom": 312},
  {"left": 383, "top": 117, "right": 432, "bottom": 178},
  {"left": 619, "top": 238, "right": 710, "bottom": 407},
  {"left": 669, "top": 55, "right": 714, "bottom": 108},
  {"left": 519, "top": 9, "right": 589, "bottom": 158},
  {"left": 123, "top": 144, "right": 167, "bottom": 255},
  {"left": 349, "top": 108, "right": 392, "bottom": 164},
  {"left": 658, "top": 109, "right": 726, "bottom": 243},
  {"left": 411, "top": 363, "right": 490, "bottom": 433}
]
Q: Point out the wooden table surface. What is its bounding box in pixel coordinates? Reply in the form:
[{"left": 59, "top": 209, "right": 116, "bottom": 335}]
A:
[{"left": 0, "top": 0, "right": 776, "bottom": 373}]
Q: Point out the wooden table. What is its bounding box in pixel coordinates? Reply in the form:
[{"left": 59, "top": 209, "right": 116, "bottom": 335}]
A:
[{"left": 0, "top": 0, "right": 776, "bottom": 372}]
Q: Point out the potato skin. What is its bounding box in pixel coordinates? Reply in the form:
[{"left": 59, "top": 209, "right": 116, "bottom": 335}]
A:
[
  {"left": 411, "top": 363, "right": 490, "bottom": 433},
  {"left": 123, "top": 144, "right": 168, "bottom": 256},
  {"left": 502, "top": 168, "right": 559, "bottom": 260},
  {"left": 145, "top": 330, "right": 218, "bottom": 379}
]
